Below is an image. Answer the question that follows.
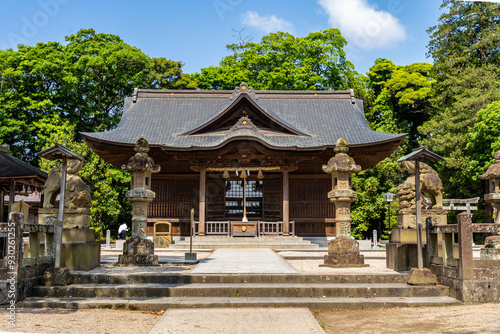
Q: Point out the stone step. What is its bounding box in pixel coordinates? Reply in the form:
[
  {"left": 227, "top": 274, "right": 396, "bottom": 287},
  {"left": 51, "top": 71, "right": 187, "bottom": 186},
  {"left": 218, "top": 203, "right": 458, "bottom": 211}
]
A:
[
  {"left": 72, "top": 273, "right": 408, "bottom": 285},
  {"left": 18, "top": 296, "right": 462, "bottom": 311},
  {"left": 31, "top": 283, "right": 451, "bottom": 299}
]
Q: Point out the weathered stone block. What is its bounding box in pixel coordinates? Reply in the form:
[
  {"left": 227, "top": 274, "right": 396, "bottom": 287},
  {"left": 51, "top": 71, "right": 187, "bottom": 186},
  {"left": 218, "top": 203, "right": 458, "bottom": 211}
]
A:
[
  {"left": 123, "top": 238, "right": 155, "bottom": 255},
  {"left": 321, "top": 237, "right": 368, "bottom": 268},
  {"left": 480, "top": 248, "right": 500, "bottom": 260},
  {"left": 60, "top": 242, "right": 100, "bottom": 271},
  {"left": 117, "top": 254, "right": 158, "bottom": 266},
  {"left": 117, "top": 238, "right": 158, "bottom": 266},
  {"left": 397, "top": 208, "right": 447, "bottom": 229},
  {"left": 38, "top": 207, "right": 90, "bottom": 229},
  {"left": 407, "top": 268, "right": 437, "bottom": 285},
  {"left": 43, "top": 267, "right": 73, "bottom": 286}
]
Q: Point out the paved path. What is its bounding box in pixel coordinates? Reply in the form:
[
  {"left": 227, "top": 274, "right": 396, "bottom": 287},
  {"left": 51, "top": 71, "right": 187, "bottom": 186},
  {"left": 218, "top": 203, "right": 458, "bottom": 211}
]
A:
[
  {"left": 149, "top": 308, "right": 324, "bottom": 334},
  {"left": 190, "top": 248, "right": 299, "bottom": 274}
]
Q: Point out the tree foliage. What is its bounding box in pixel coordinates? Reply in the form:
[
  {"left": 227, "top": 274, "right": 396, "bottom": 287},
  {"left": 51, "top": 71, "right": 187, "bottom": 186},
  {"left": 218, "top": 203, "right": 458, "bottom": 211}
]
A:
[
  {"left": 367, "top": 59, "right": 433, "bottom": 152},
  {"left": 0, "top": 28, "right": 194, "bottom": 238},
  {"left": 0, "top": 28, "right": 195, "bottom": 163},
  {"left": 350, "top": 59, "right": 433, "bottom": 239},
  {"left": 421, "top": 1, "right": 500, "bottom": 199},
  {"left": 195, "top": 29, "right": 367, "bottom": 97}
]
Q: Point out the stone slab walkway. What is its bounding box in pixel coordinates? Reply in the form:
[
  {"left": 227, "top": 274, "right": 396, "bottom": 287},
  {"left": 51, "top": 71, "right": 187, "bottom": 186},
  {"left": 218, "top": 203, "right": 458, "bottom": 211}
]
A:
[
  {"left": 149, "top": 307, "right": 324, "bottom": 334},
  {"left": 190, "top": 248, "right": 299, "bottom": 274}
]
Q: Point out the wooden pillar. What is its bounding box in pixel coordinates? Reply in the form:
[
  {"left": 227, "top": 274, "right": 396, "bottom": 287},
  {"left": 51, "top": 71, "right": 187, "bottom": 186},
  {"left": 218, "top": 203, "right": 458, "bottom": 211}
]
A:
[
  {"left": 199, "top": 167, "right": 206, "bottom": 237},
  {"left": 8, "top": 180, "right": 15, "bottom": 217},
  {"left": 283, "top": 169, "right": 289, "bottom": 236},
  {"left": 0, "top": 190, "right": 4, "bottom": 222}
]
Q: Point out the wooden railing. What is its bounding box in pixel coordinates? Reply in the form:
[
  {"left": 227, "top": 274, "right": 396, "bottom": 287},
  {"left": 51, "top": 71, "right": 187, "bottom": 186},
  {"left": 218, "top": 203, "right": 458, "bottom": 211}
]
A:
[
  {"left": 258, "top": 221, "right": 295, "bottom": 236},
  {"left": 191, "top": 220, "right": 296, "bottom": 237},
  {"left": 205, "top": 221, "right": 230, "bottom": 236}
]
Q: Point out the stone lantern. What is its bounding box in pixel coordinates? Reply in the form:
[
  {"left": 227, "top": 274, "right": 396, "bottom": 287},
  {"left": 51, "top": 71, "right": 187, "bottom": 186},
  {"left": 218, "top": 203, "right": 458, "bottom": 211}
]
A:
[
  {"left": 321, "top": 138, "right": 367, "bottom": 267},
  {"left": 479, "top": 150, "right": 500, "bottom": 259},
  {"left": 118, "top": 138, "right": 160, "bottom": 266},
  {"left": 480, "top": 150, "right": 500, "bottom": 224}
]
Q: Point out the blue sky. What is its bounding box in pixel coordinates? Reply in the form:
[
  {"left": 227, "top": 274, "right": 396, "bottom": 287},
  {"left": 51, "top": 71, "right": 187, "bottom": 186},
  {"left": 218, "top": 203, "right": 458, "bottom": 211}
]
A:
[{"left": 0, "top": 0, "right": 443, "bottom": 76}]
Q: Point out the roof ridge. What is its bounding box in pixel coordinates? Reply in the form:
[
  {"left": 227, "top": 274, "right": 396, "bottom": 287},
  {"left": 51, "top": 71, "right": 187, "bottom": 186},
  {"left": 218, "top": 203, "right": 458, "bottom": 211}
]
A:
[{"left": 133, "top": 88, "right": 355, "bottom": 100}]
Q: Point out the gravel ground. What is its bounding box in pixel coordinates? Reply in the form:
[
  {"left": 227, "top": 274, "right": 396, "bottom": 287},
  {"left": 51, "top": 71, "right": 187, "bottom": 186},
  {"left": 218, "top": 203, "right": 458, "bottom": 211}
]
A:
[
  {"left": 4, "top": 304, "right": 500, "bottom": 333},
  {"left": 2, "top": 308, "right": 161, "bottom": 334},
  {"left": 313, "top": 303, "right": 500, "bottom": 334}
]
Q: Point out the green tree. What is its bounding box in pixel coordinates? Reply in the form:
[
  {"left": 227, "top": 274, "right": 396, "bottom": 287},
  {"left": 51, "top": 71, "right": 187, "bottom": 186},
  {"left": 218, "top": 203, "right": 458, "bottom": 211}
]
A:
[
  {"left": 0, "top": 28, "right": 195, "bottom": 162},
  {"left": 367, "top": 59, "right": 433, "bottom": 152},
  {"left": 466, "top": 101, "right": 500, "bottom": 183},
  {"left": 146, "top": 57, "right": 197, "bottom": 89},
  {"left": 195, "top": 29, "right": 366, "bottom": 97},
  {"left": 421, "top": 1, "right": 500, "bottom": 199},
  {"left": 35, "top": 114, "right": 131, "bottom": 239},
  {"left": 348, "top": 59, "right": 434, "bottom": 239},
  {"left": 0, "top": 29, "right": 194, "bottom": 237}
]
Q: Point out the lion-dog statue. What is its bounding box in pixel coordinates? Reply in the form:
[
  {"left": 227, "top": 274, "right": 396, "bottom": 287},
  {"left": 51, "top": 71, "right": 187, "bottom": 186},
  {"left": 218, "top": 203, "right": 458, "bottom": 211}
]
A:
[
  {"left": 43, "top": 159, "right": 91, "bottom": 209},
  {"left": 397, "top": 161, "right": 443, "bottom": 209}
]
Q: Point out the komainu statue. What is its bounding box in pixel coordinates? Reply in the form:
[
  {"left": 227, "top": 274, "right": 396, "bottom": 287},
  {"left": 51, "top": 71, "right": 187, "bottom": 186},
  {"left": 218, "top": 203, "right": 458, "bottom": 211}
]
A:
[
  {"left": 397, "top": 161, "right": 443, "bottom": 209},
  {"left": 43, "top": 159, "right": 91, "bottom": 209}
]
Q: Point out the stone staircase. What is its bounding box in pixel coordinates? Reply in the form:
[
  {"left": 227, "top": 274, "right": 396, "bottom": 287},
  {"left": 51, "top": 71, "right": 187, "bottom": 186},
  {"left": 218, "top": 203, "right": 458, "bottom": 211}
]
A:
[
  {"left": 168, "top": 236, "right": 320, "bottom": 250},
  {"left": 19, "top": 272, "right": 461, "bottom": 310}
]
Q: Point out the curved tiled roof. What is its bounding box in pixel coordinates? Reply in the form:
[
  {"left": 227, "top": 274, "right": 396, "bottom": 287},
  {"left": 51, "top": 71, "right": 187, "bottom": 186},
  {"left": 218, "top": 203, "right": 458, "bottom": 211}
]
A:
[
  {"left": 0, "top": 150, "right": 48, "bottom": 179},
  {"left": 81, "top": 87, "right": 405, "bottom": 151}
]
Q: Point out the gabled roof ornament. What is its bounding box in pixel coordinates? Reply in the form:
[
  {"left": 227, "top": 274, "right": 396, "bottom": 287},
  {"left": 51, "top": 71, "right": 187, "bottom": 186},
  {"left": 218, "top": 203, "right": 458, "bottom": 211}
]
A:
[
  {"left": 349, "top": 89, "right": 356, "bottom": 104},
  {"left": 230, "top": 116, "right": 258, "bottom": 132},
  {"left": 232, "top": 82, "right": 257, "bottom": 99},
  {"left": 132, "top": 87, "right": 138, "bottom": 103}
]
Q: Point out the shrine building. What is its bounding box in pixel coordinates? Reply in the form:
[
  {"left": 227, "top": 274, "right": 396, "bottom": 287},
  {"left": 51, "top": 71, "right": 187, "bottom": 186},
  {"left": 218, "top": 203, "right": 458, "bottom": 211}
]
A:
[{"left": 81, "top": 83, "right": 405, "bottom": 239}]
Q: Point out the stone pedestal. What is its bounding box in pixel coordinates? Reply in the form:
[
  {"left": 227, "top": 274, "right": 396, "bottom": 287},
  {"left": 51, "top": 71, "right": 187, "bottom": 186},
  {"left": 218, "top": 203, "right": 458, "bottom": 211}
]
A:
[
  {"left": 321, "top": 237, "right": 368, "bottom": 268},
  {"left": 480, "top": 236, "right": 500, "bottom": 260},
  {"left": 38, "top": 207, "right": 90, "bottom": 229},
  {"left": 391, "top": 228, "right": 427, "bottom": 244},
  {"left": 60, "top": 229, "right": 100, "bottom": 270},
  {"left": 36, "top": 212, "right": 99, "bottom": 270},
  {"left": 397, "top": 208, "right": 447, "bottom": 229},
  {"left": 117, "top": 238, "right": 158, "bottom": 266}
]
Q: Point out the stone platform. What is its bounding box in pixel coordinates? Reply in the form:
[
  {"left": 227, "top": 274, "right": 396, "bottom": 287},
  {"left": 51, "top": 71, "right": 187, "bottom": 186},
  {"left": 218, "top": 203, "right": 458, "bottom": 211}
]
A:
[{"left": 169, "top": 236, "right": 320, "bottom": 250}]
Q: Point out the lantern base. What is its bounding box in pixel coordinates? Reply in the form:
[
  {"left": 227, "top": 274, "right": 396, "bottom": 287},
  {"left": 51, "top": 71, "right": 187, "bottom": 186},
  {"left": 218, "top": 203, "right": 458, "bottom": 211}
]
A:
[{"left": 320, "top": 237, "right": 368, "bottom": 268}]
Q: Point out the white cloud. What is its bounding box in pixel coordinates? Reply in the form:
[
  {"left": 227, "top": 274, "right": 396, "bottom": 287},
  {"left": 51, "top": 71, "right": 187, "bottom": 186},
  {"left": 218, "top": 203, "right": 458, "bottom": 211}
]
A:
[
  {"left": 241, "top": 11, "right": 294, "bottom": 34},
  {"left": 318, "top": 0, "right": 407, "bottom": 51}
]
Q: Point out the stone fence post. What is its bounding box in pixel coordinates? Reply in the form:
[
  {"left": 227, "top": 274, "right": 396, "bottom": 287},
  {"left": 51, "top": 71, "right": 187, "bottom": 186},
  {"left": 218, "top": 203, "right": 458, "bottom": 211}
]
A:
[{"left": 458, "top": 212, "right": 474, "bottom": 280}]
